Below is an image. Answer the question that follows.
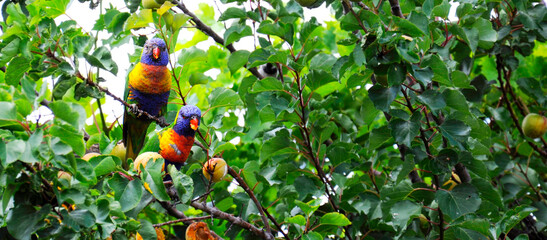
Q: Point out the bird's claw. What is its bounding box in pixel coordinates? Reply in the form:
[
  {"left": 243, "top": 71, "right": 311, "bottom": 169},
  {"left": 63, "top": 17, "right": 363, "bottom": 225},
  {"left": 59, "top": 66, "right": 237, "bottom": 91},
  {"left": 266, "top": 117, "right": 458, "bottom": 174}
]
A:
[
  {"left": 128, "top": 104, "right": 142, "bottom": 117},
  {"left": 157, "top": 116, "right": 169, "bottom": 127}
]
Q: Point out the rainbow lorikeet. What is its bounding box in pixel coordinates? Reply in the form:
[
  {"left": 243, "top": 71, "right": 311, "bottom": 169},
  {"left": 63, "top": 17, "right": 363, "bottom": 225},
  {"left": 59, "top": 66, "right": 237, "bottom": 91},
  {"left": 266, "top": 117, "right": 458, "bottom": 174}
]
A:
[
  {"left": 123, "top": 38, "right": 171, "bottom": 163},
  {"left": 140, "top": 105, "right": 201, "bottom": 169}
]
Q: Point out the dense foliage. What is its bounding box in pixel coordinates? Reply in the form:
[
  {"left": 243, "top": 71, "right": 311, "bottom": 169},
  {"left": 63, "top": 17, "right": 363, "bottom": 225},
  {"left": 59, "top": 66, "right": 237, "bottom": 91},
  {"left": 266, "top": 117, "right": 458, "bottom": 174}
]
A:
[{"left": 0, "top": 0, "right": 546, "bottom": 239}]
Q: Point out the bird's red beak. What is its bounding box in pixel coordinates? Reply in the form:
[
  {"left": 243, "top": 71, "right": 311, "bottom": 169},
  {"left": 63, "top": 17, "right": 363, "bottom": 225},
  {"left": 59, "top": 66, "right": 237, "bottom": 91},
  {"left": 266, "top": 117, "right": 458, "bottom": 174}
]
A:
[
  {"left": 153, "top": 47, "right": 160, "bottom": 59},
  {"left": 190, "top": 118, "right": 199, "bottom": 131}
]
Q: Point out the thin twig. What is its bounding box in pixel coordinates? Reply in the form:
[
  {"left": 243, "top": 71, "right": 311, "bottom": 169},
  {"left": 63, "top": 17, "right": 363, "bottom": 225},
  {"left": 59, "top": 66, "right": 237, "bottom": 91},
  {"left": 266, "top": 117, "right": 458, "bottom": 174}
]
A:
[
  {"left": 227, "top": 167, "right": 274, "bottom": 240},
  {"left": 495, "top": 55, "right": 547, "bottom": 158},
  {"left": 152, "top": 215, "right": 213, "bottom": 227}
]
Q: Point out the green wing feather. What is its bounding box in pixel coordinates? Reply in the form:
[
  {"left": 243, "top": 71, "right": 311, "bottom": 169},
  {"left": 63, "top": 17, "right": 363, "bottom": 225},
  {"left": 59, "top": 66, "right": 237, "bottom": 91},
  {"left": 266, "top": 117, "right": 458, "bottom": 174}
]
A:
[{"left": 122, "top": 63, "right": 153, "bottom": 166}]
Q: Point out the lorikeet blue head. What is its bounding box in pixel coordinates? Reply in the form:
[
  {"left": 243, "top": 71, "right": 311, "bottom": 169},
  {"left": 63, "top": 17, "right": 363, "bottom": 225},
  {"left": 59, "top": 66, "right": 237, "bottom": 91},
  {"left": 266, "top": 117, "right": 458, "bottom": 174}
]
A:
[
  {"left": 173, "top": 105, "right": 201, "bottom": 137},
  {"left": 140, "top": 38, "right": 169, "bottom": 66}
]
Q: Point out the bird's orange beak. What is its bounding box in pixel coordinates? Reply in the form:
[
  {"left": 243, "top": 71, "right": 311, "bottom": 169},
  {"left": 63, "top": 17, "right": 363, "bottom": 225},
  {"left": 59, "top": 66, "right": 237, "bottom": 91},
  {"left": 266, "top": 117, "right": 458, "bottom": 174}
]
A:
[
  {"left": 190, "top": 118, "right": 199, "bottom": 131},
  {"left": 153, "top": 47, "right": 160, "bottom": 59}
]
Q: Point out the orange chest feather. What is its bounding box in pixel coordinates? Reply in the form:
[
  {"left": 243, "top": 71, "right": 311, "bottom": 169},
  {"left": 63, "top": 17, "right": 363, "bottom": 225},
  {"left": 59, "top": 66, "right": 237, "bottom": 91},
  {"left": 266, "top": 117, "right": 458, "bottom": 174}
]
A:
[
  {"left": 128, "top": 63, "right": 171, "bottom": 94},
  {"left": 159, "top": 129, "right": 194, "bottom": 163}
]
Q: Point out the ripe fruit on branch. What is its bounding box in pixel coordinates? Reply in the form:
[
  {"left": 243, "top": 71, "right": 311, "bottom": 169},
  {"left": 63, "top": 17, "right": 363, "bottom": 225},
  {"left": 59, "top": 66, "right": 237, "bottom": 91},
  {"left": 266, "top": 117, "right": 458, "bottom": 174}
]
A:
[
  {"left": 57, "top": 171, "right": 72, "bottom": 182},
  {"left": 186, "top": 222, "right": 215, "bottom": 240},
  {"left": 134, "top": 152, "right": 164, "bottom": 172},
  {"left": 522, "top": 113, "right": 547, "bottom": 138},
  {"left": 202, "top": 158, "right": 228, "bottom": 183},
  {"left": 82, "top": 152, "right": 100, "bottom": 161}
]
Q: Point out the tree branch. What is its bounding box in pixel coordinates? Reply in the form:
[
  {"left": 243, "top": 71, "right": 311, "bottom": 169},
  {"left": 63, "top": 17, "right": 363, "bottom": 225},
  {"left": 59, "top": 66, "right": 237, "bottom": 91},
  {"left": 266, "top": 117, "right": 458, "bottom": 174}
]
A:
[
  {"left": 82, "top": 74, "right": 169, "bottom": 127},
  {"left": 159, "top": 192, "right": 223, "bottom": 239},
  {"left": 190, "top": 201, "right": 271, "bottom": 239},
  {"left": 388, "top": 0, "right": 404, "bottom": 18},
  {"left": 173, "top": 0, "right": 264, "bottom": 80},
  {"left": 161, "top": 183, "right": 271, "bottom": 239},
  {"left": 495, "top": 55, "right": 547, "bottom": 159},
  {"left": 227, "top": 167, "right": 274, "bottom": 240}
]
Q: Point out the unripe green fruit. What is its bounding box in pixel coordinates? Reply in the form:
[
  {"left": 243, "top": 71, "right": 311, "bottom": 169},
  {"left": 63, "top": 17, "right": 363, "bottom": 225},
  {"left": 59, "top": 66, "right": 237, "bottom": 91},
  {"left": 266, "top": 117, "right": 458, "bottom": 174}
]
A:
[
  {"left": 202, "top": 158, "right": 228, "bottom": 183},
  {"left": 110, "top": 142, "right": 126, "bottom": 160},
  {"left": 522, "top": 113, "right": 547, "bottom": 138},
  {"left": 162, "top": 11, "right": 174, "bottom": 31},
  {"left": 375, "top": 74, "right": 388, "bottom": 86},
  {"left": 295, "top": 0, "right": 318, "bottom": 7},
  {"left": 143, "top": 0, "right": 162, "bottom": 9}
]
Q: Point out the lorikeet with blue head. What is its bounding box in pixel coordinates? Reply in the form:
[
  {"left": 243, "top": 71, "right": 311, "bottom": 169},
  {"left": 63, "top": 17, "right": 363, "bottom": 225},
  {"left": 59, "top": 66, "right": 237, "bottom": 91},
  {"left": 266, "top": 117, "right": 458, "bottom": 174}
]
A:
[
  {"left": 123, "top": 38, "right": 171, "bottom": 164},
  {"left": 141, "top": 105, "right": 201, "bottom": 170}
]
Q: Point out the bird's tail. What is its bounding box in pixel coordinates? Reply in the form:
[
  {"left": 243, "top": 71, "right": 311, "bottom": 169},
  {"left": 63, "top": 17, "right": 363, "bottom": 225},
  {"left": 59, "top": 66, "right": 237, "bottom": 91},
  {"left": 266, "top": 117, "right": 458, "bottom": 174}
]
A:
[{"left": 123, "top": 112, "right": 151, "bottom": 169}]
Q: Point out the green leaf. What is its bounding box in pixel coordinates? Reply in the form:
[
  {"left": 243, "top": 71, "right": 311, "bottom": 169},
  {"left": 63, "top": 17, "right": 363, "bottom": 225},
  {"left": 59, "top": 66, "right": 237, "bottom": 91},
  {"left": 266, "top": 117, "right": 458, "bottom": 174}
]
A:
[
  {"left": 390, "top": 200, "right": 421, "bottom": 231},
  {"left": 172, "top": 13, "right": 190, "bottom": 31},
  {"left": 295, "top": 199, "right": 321, "bottom": 217},
  {"left": 251, "top": 77, "right": 283, "bottom": 93},
  {"left": 306, "top": 69, "right": 337, "bottom": 91},
  {"left": 498, "top": 205, "right": 537, "bottom": 234},
  {"left": 228, "top": 50, "right": 250, "bottom": 74},
  {"left": 208, "top": 87, "right": 243, "bottom": 109},
  {"left": 5, "top": 140, "right": 24, "bottom": 165},
  {"left": 142, "top": 158, "right": 170, "bottom": 201},
  {"left": 224, "top": 23, "right": 253, "bottom": 46},
  {"left": 368, "top": 85, "right": 399, "bottom": 112},
  {"left": 310, "top": 53, "right": 337, "bottom": 72},
  {"left": 436, "top": 183, "right": 481, "bottom": 219},
  {"left": 49, "top": 101, "right": 86, "bottom": 130},
  {"left": 53, "top": 75, "right": 77, "bottom": 99},
  {"left": 302, "top": 232, "right": 323, "bottom": 240},
  {"left": 320, "top": 212, "right": 351, "bottom": 226},
  {"left": 369, "top": 126, "right": 393, "bottom": 150},
  {"left": 219, "top": 7, "right": 247, "bottom": 21},
  {"left": 69, "top": 209, "right": 96, "bottom": 228},
  {"left": 442, "top": 89, "right": 470, "bottom": 114},
  {"left": 439, "top": 119, "right": 471, "bottom": 149},
  {"left": 94, "top": 156, "right": 117, "bottom": 176},
  {"left": 471, "top": 178, "right": 502, "bottom": 208},
  {"left": 421, "top": 54, "right": 450, "bottom": 86},
  {"left": 260, "top": 130, "right": 296, "bottom": 161},
  {"left": 417, "top": 90, "right": 446, "bottom": 112},
  {"left": 472, "top": 18, "right": 497, "bottom": 49},
  {"left": 7, "top": 204, "right": 51, "bottom": 240},
  {"left": 257, "top": 20, "right": 294, "bottom": 45},
  {"left": 300, "top": 17, "right": 320, "bottom": 44},
  {"left": 50, "top": 124, "right": 85, "bottom": 156},
  {"left": 393, "top": 17, "right": 425, "bottom": 37},
  {"left": 452, "top": 218, "right": 492, "bottom": 239},
  {"left": 137, "top": 219, "right": 157, "bottom": 240},
  {"left": 169, "top": 165, "right": 194, "bottom": 203},
  {"left": 157, "top": 1, "right": 176, "bottom": 15},
  {"left": 432, "top": 0, "right": 450, "bottom": 18},
  {"left": 125, "top": 9, "right": 153, "bottom": 30},
  {"left": 5, "top": 57, "right": 30, "bottom": 86},
  {"left": 119, "top": 179, "right": 143, "bottom": 212},
  {"left": 213, "top": 142, "right": 237, "bottom": 155},
  {"left": 287, "top": 215, "right": 306, "bottom": 226},
  {"left": 389, "top": 113, "right": 422, "bottom": 147},
  {"left": 0, "top": 38, "right": 20, "bottom": 66},
  {"left": 189, "top": 72, "right": 209, "bottom": 86},
  {"left": 83, "top": 46, "right": 118, "bottom": 75},
  {"left": 0, "top": 102, "right": 17, "bottom": 121},
  {"left": 35, "top": 0, "right": 69, "bottom": 18}
]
